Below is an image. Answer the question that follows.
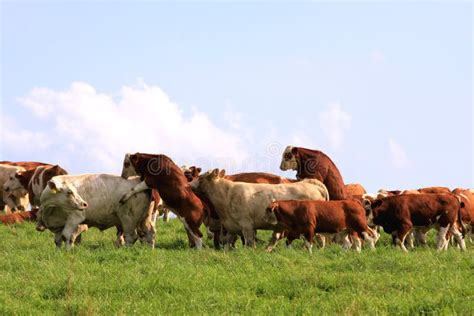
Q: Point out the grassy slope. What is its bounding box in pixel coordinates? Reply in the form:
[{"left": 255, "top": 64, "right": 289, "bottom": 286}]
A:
[{"left": 0, "top": 220, "right": 473, "bottom": 315}]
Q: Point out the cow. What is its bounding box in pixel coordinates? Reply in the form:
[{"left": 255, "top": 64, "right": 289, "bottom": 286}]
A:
[
  {"left": 280, "top": 146, "right": 347, "bottom": 200},
  {"left": 120, "top": 153, "right": 206, "bottom": 249},
  {"left": 38, "top": 174, "right": 155, "bottom": 249},
  {"left": 0, "top": 208, "right": 39, "bottom": 225},
  {"left": 363, "top": 193, "right": 466, "bottom": 252},
  {"left": 190, "top": 168, "right": 329, "bottom": 251},
  {"left": 452, "top": 188, "right": 474, "bottom": 242},
  {"left": 262, "top": 199, "right": 376, "bottom": 253},
  {"left": 3, "top": 164, "right": 68, "bottom": 208},
  {"left": 0, "top": 164, "right": 29, "bottom": 213},
  {"left": 182, "top": 166, "right": 202, "bottom": 183},
  {"left": 345, "top": 183, "right": 367, "bottom": 197},
  {"left": 418, "top": 186, "right": 451, "bottom": 194}
]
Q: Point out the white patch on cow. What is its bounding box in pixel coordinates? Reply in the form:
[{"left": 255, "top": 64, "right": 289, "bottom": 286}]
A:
[
  {"left": 436, "top": 226, "right": 450, "bottom": 251},
  {"left": 178, "top": 216, "right": 203, "bottom": 250},
  {"left": 362, "top": 231, "right": 375, "bottom": 250},
  {"left": 450, "top": 225, "right": 466, "bottom": 251},
  {"left": 352, "top": 237, "right": 362, "bottom": 253},
  {"left": 29, "top": 166, "right": 48, "bottom": 201}
]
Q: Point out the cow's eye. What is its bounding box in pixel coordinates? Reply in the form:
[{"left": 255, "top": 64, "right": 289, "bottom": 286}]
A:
[{"left": 67, "top": 190, "right": 73, "bottom": 195}]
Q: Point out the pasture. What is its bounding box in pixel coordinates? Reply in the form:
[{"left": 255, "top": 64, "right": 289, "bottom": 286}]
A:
[{"left": 1, "top": 220, "right": 473, "bottom": 315}]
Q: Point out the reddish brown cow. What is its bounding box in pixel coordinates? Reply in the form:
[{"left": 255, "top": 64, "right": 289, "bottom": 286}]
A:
[
  {"left": 263, "top": 199, "right": 375, "bottom": 253},
  {"left": 226, "top": 172, "right": 293, "bottom": 184},
  {"left": 418, "top": 186, "right": 451, "bottom": 194},
  {"left": 280, "top": 146, "right": 347, "bottom": 200},
  {"left": 0, "top": 208, "right": 38, "bottom": 225},
  {"left": 121, "top": 153, "right": 205, "bottom": 248},
  {"left": 363, "top": 193, "right": 466, "bottom": 252}
]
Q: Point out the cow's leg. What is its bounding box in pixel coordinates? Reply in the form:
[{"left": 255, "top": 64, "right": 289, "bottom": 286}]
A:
[
  {"left": 341, "top": 233, "right": 352, "bottom": 250},
  {"left": 71, "top": 225, "right": 88, "bottom": 244},
  {"left": 179, "top": 216, "right": 203, "bottom": 249},
  {"left": 266, "top": 231, "right": 283, "bottom": 252},
  {"left": 351, "top": 233, "right": 362, "bottom": 253},
  {"left": 242, "top": 228, "right": 256, "bottom": 248},
  {"left": 285, "top": 231, "right": 299, "bottom": 249},
  {"left": 115, "top": 227, "right": 125, "bottom": 247},
  {"left": 119, "top": 181, "right": 150, "bottom": 204},
  {"left": 224, "top": 233, "right": 237, "bottom": 252},
  {"left": 206, "top": 226, "right": 214, "bottom": 240},
  {"left": 405, "top": 232, "right": 414, "bottom": 249},
  {"left": 436, "top": 225, "right": 450, "bottom": 251},
  {"left": 316, "top": 234, "right": 326, "bottom": 249},
  {"left": 62, "top": 223, "right": 81, "bottom": 250},
  {"left": 162, "top": 208, "right": 169, "bottom": 222},
  {"left": 54, "top": 232, "right": 63, "bottom": 248},
  {"left": 212, "top": 229, "right": 221, "bottom": 250},
  {"left": 450, "top": 225, "right": 466, "bottom": 251},
  {"left": 395, "top": 225, "right": 411, "bottom": 252},
  {"left": 303, "top": 231, "right": 314, "bottom": 254},
  {"left": 361, "top": 231, "right": 376, "bottom": 250}
]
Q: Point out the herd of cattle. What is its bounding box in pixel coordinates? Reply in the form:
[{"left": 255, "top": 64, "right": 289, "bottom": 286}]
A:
[{"left": 1, "top": 146, "right": 473, "bottom": 253}]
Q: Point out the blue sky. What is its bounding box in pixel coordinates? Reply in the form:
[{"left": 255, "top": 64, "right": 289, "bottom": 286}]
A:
[{"left": 1, "top": 2, "right": 472, "bottom": 192}]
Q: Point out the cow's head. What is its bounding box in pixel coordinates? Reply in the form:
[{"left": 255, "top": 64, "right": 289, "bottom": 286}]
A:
[
  {"left": 190, "top": 168, "right": 225, "bottom": 192},
  {"left": 3, "top": 172, "right": 25, "bottom": 193},
  {"left": 280, "top": 146, "right": 298, "bottom": 171},
  {"left": 263, "top": 200, "right": 279, "bottom": 225},
  {"left": 362, "top": 197, "right": 382, "bottom": 226},
  {"left": 41, "top": 180, "right": 88, "bottom": 211},
  {"left": 121, "top": 153, "right": 139, "bottom": 178},
  {"left": 182, "top": 166, "right": 202, "bottom": 182}
]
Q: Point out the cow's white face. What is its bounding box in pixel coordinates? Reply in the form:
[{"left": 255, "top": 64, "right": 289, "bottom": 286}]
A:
[
  {"left": 121, "top": 153, "right": 137, "bottom": 179},
  {"left": 280, "top": 146, "right": 298, "bottom": 171},
  {"left": 3, "top": 174, "right": 24, "bottom": 194},
  {"left": 42, "top": 180, "right": 88, "bottom": 211}
]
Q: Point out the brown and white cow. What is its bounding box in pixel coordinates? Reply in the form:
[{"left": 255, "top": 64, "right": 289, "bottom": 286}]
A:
[
  {"left": 280, "top": 146, "right": 347, "bottom": 200},
  {"left": 263, "top": 199, "right": 376, "bottom": 253},
  {"left": 363, "top": 193, "right": 466, "bottom": 252},
  {"left": 452, "top": 188, "right": 474, "bottom": 242},
  {"left": 120, "top": 153, "right": 206, "bottom": 249},
  {"left": 3, "top": 164, "right": 68, "bottom": 208},
  {"left": 0, "top": 161, "right": 51, "bottom": 170},
  {"left": 0, "top": 164, "right": 29, "bottom": 213}
]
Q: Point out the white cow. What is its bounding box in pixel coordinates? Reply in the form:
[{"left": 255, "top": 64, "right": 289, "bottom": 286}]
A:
[
  {"left": 190, "top": 169, "right": 329, "bottom": 250},
  {"left": 38, "top": 174, "right": 155, "bottom": 249},
  {"left": 0, "top": 164, "right": 29, "bottom": 213}
]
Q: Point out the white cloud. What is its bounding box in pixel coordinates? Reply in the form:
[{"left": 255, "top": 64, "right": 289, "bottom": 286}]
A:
[
  {"left": 7, "top": 80, "right": 248, "bottom": 173},
  {"left": 389, "top": 138, "right": 412, "bottom": 169},
  {"left": 319, "top": 103, "right": 351, "bottom": 149},
  {"left": 371, "top": 49, "right": 385, "bottom": 64}
]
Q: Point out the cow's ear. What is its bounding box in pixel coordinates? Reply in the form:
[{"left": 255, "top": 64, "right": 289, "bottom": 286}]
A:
[
  {"left": 196, "top": 167, "right": 202, "bottom": 174},
  {"left": 218, "top": 169, "right": 226, "bottom": 178},
  {"left": 48, "top": 181, "right": 59, "bottom": 193},
  {"left": 211, "top": 169, "right": 220, "bottom": 178},
  {"left": 130, "top": 154, "right": 139, "bottom": 165},
  {"left": 291, "top": 147, "right": 298, "bottom": 155}
]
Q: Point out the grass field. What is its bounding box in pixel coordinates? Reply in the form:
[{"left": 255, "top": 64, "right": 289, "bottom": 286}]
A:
[{"left": 1, "top": 220, "right": 473, "bottom": 315}]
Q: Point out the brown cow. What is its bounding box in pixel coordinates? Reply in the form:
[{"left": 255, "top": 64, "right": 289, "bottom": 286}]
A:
[
  {"left": 120, "top": 153, "right": 205, "bottom": 249},
  {"left": 0, "top": 208, "right": 38, "bottom": 225},
  {"left": 345, "top": 183, "right": 367, "bottom": 197},
  {"left": 262, "top": 199, "right": 376, "bottom": 253},
  {"left": 280, "top": 146, "right": 347, "bottom": 200},
  {"left": 418, "top": 186, "right": 451, "bottom": 194},
  {"left": 363, "top": 193, "right": 466, "bottom": 252}
]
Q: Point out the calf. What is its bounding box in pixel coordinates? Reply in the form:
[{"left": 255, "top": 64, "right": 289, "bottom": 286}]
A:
[
  {"left": 263, "top": 199, "right": 376, "bottom": 253},
  {"left": 0, "top": 164, "right": 29, "bottom": 213},
  {"left": 363, "top": 193, "right": 466, "bottom": 252}
]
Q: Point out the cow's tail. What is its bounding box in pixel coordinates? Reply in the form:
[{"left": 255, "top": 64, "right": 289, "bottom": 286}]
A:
[{"left": 455, "top": 195, "right": 467, "bottom": 239}]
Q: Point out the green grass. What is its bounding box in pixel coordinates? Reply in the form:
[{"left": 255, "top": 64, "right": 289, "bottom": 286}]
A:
[{"left": 1, "top": 220, "right": 473, "bottom": 315}]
